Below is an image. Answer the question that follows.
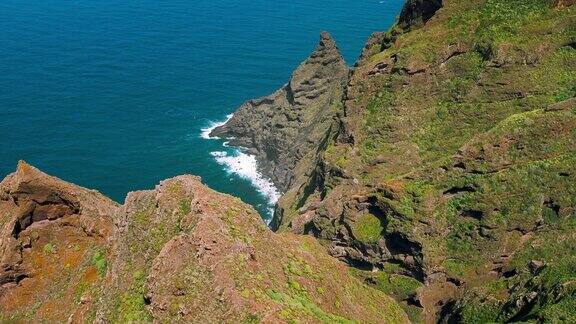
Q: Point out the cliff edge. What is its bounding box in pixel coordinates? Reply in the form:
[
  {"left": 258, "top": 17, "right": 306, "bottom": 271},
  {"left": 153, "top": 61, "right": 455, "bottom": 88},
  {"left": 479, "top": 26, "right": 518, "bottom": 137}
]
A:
[
  {"left": 210, "top": 32, "right": 349, "bottom": 191},
  {"left": 0, "top": 162, "right": 408, "bottom": 323}
]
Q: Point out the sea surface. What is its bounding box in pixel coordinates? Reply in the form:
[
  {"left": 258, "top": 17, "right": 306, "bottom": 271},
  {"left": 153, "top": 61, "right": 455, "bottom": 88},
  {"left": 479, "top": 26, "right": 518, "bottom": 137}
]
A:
[{"left": 0, "top": 0, "right": 404, "bottom": 222}]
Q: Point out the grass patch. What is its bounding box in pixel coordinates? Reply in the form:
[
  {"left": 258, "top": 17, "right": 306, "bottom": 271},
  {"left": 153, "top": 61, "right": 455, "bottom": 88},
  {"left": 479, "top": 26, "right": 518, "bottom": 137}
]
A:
[
  {"left": 92, "top": 249, "right": 107, "bottom": 277},
  {"left": 117, "top": 270, "right": 151, "bottom": 322},
  {"left": 352, "top": 213, "right": 383, "bottom": 244},
  {"left": 266, "top": 289, "right": 352, "bottom": 323},
  {"left": 43, "top": 242, "right": 56, "bottom": 254},
  {"left": 373, "top": 272, "right": 423, "bottom": 301},
  {"left": 179, "top": 199, "right": 191, "bottom": 215}
]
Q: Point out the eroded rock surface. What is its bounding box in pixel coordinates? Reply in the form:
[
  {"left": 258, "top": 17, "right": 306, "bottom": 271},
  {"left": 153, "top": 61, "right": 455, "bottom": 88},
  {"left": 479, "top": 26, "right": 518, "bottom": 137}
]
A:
[
  {"left": 397, "top": 0, "right": 443, "bottom": 31},
  {"left": 0, "top": 161, "right": 117, "bottom": 321},
  {"left": 210, "top": 32, "right": 349, "bottom": 190},
  {"left": 0, "top": 163, "right": 408, "bottom": 323}
]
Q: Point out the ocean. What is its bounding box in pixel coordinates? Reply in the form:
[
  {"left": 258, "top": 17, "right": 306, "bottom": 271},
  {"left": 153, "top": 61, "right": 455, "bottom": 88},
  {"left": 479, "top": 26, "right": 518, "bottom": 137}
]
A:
[{"left": 0, "top": 0, "right": 404, "bottom": 222}]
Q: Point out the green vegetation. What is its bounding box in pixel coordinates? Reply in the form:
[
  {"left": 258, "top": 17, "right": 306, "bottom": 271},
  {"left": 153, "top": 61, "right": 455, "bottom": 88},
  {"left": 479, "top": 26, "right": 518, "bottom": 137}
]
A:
[
  {"left": 309, "top": 0, "right": 576, "bottom": 322},
  {"left": 283, "top": 255, "right": 318, "bottom": 279},
  {"left": 242, "top": 314, "right": 260, "bottom": 324},
  {"left": 350, "top": 267, "right": 424, "bottom": 323},
  {"left": 352, "top": 213, "right": 384, "bottom": 244},
  {"left": 92, "top": 249, "right": 107, "bottom": 277},
  {"left": 116, "top": 270, "right": 151, "bottom": 322},
  {"left": 373, "top": 272, "right": 422, "bottom": 301},
  {"left": 179, "top": 199, "right": 191, "bottom": 215},
  {"left": 266, "top": 289, "right": 352, "bottom": 323},
  {"left": 43, "top": 242, "right": 56, "bottom": 254},
  {"left": 475, "top": 0, "right": 552, "bottom": 40},
  {"left": 442, "top": 259, "right": 469, "bottom": 278},
  {"left": 359, "top": 79, "right": 396, "bottom": 162},
  {"left": 75, "top": 281, "right": 90, "bottom": 302}
]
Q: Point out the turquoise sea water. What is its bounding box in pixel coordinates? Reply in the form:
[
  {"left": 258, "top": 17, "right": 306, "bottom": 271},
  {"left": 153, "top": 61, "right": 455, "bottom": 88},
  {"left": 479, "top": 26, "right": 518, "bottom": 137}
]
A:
[{"left": 0, "top": 0, "right": 404, "bottom": 221}]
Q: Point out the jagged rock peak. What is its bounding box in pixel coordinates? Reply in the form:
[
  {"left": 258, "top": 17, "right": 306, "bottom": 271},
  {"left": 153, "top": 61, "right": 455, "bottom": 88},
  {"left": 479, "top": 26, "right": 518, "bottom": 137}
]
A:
[
  {"left": 209, "top": 32, "right": 349, "bottom": 190},
  {"left": 356, "top": 32, "right": 386, "bottom": 67},
  {"left": 288, "top": 32, "right": 348, "bottom": 108},
  {"left": 304, "top": 32, "right": 346, "bottom": 66},
  {"left": 319, "top": 31, "right": 337, "bottom": 48},
  {"left": 310, "top": 32, "right": 344, "bottom": 62}
]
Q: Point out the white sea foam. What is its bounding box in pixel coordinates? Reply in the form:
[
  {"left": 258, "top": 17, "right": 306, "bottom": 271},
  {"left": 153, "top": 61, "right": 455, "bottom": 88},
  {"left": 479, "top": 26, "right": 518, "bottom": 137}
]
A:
[
  {"left": 210, "top": 150, "right": 281, "bottom": 221},
  {"left": 200, "top": 114, "right": 233, "bottom": 139},
  {"left": 201, "top": 113, "right": 280, "bottom": 222}
]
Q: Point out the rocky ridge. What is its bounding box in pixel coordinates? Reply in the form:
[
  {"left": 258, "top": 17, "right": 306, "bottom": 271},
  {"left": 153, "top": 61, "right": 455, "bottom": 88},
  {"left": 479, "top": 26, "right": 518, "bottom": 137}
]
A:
[
  {"left": 0, "top": 161, "right": 117, "bottom": 321},
  {"left": 219, "top": 0, "right": 576, "bottom": 322},
  {"left": 210, "top": 32, "right": 349, "bottom": 191},
  {"left": 0, "top": 161, "right": 408, "bottom": 323}
]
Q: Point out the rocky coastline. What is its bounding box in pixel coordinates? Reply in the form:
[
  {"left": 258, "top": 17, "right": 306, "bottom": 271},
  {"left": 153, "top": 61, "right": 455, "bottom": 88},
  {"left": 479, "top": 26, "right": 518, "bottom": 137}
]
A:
[
  {"left": 214, "top": 0, "right": 576, "bottom": 322},
  {"left": 2, "top": 0, "right": 576, "bottom": 322}
]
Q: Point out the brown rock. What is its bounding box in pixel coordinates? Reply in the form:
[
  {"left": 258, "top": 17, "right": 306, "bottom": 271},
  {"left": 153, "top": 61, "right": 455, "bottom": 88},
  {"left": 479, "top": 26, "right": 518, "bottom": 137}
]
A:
[
  {"left": 0, "top": 163, "right": 408, "bottom": 322},
  {"left": 0, "top": 161, "right": 117, "bottom": 320},
  {"left": 546, "top": 97, "right": 576, "bottom": 112},
  {"left": 529, "top": 260, "right": 546, "bottom": 274},
  {"left": 555, "top": 0, "right": 575, "bottom": 9}
]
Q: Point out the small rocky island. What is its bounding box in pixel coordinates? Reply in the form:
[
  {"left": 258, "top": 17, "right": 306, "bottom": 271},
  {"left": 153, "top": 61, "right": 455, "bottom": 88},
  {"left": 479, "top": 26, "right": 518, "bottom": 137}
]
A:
[{"left": 2, "top": 0, "right": 576, "bottom": 322}]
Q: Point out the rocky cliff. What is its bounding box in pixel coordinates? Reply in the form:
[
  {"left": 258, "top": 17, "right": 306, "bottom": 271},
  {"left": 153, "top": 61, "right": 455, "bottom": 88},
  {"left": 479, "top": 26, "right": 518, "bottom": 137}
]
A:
[
  {"left": 0, "top": 162, "right": 408, "bottom": 323},
  {"left": 210, "top": 32, "right": 349, "bottom": 191},
  {"left": 300, "top": 2, "right": 575, "bottom": 323},
  {"left": 2, "top": 0, "right": 575, "bottom": 323},
  {"left": 219, "top": 0, "right": 576, "bottom": 323},
  {"left": 0, "top": 161, "right": 118, "bottom": 321},
  {"left": 397, "top": 0, "right": 443, "bottom": 31}
]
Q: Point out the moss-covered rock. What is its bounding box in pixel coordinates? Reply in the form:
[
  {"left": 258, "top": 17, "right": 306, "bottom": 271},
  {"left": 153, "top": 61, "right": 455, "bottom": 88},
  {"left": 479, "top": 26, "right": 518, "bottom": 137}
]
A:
[{"left": 266, "top": 0, "right": 576, "bottom": 322}]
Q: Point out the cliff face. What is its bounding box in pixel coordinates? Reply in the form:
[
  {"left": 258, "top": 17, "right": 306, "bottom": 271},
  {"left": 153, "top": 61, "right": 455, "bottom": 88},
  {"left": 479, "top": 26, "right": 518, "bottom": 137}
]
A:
[
  {"left": 0, "top": 162, "right": 408, "bottom": 323},
  {"left": 397, "top": 0, "right": 443, "bottom": 31},
  {"left": 210, "top": 32, "right": 349, "bottom": 191},
  {"left": 225, "top": 0, "right": 575, "bottom": 323},
  {"left": 0, "top": 161, "right": 117, "bottom": 321},
  {"left": 2, "top": 0, "right": 575, "bottom": 323}
]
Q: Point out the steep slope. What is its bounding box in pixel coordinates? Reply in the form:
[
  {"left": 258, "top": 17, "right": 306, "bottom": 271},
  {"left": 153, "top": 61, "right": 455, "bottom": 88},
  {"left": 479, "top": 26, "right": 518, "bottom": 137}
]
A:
[
  {"left": 225, "top": 0, "right": 575, "bottom": 322},
  {"left": 0, "top": 162, "right": 408, "bottom": 323},
  {"left": 0, "top": 161, "right": 118, "bottom": 321},
  {"left": 210, "top": 32, "right": 349, "bottom": 191},
  {"left": 1, "top": 0, "right": 575, "bottom": 323}
]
